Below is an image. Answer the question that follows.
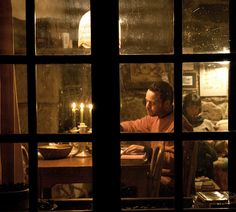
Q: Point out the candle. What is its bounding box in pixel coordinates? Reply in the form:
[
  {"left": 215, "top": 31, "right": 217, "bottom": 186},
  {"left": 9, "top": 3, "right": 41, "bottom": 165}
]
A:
[
  {"left": 88, "top": 103, "right": 93, "bottom": 128},
  {"left": 71, "top": 102, "right": 77, "bottom": 127},
  {"left": 80, "top": 103, "right": 85, "bottom": 123}
]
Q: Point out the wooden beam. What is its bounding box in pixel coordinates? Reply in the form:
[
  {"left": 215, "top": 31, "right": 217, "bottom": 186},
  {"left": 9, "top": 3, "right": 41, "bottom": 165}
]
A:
[{"left": 0, "top": 1, "right": 24, "bottom": 185}]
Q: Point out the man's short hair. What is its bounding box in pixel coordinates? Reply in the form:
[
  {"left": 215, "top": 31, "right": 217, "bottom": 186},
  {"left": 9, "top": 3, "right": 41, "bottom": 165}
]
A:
[{"left": 149, "top": 81, "right": 173, "bottom": 103}]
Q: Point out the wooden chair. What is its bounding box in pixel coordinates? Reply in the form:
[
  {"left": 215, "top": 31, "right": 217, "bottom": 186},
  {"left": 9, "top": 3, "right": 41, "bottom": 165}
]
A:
[
  {"left": 146, "top": 140, "right": 198, "bottom": 197},
  {"left": 183, "top": 140, "right": 199, "bottom": 197},
  {"left": 147, "top": 146, "right": 165, "bottom": 197}
]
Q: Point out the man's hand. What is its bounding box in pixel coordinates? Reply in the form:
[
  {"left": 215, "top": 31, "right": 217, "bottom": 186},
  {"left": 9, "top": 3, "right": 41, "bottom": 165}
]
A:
[
  {"left": 121, "top": 144, "right": 145, "bottom": 155},
  {"left": 164, "top": 145, "right": 174, "bottom": 153}
]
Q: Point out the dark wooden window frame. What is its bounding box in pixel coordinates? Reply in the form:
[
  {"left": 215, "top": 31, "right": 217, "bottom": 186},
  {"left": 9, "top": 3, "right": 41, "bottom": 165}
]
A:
[{"left": 1, "top": 0, "right": 236, "bottom": 211}]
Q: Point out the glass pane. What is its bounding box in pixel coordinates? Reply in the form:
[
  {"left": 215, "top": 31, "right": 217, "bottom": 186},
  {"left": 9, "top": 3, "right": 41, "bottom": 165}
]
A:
[
  {"left": 120, "top": 63, "right": 176, "bottom": 205},
  {"left": 0, "top": 64, "right": 28, "bottom": 134},
  {"left": 183, "top": 0, "right": 229, "bottom": 54},
  {"left": 121, "top": 141, "right": 174, "bottom": 200},
  {"left": 0, "top": 143, "right": 29, "bottom": 211},
  {"left": 120, "top": 63, "right": 174, "bottom": 132},
  {"left": 182, "top": 62, "right": 229, "bottom": 132},
  {"left": 38, "top": 141, "right": 93, "bottom": 208},
  {"left": 119, "top": 0, "right": 174, "bottom": 55},
  {"left": 35, "top": 0, "right": 90, "bottom": 55},
  {"left": 0, "top": 1, "right": 26, "bottom": 55},
  {"left": 120, "top": 141, "right": 151, "bottom": 198},
  {"left": 183, "top": 139, "right": 228, "bottom": 208},
  {"left": 36, "top": 64, "right": 92, "bottom": 133}
]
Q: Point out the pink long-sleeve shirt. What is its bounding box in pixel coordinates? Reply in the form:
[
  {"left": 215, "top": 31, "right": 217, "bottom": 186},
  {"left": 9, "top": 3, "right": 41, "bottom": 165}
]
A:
[{"left": 121, "top": 112, "right": 175, "bottom": 186}]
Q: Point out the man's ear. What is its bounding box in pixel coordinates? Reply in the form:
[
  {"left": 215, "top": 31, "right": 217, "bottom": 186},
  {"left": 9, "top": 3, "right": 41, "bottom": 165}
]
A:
[{"left": 163, "top": 99, "right": 172, "bottom": 109}]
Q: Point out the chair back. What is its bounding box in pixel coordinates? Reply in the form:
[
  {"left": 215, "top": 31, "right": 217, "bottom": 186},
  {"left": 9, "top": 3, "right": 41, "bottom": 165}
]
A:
[
  {"left": 147, "top": 146, "right": 165, "bottom": 197},
  {"left": 183, "top": 140, "right": 199, "bottom": 196}
]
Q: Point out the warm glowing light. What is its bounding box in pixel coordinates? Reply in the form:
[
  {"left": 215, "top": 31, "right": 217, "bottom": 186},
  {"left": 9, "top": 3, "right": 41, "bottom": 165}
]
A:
[
  {"left": 71, "top": 102, "right": 76, "bottom": 112},
  {"left": 78, "top": 10, "right": 121, "bottom": 48},
  {"left": 80, "top": 103, "right": 85, "bottom": 110},
  {"left": 200, "top": 63, "right": 229, "bottom": 96},
  {"left": 222, "top": 47, "right": 230, "bottom": 53},
  {"left": 88, "top": 104, "right": 93, "bottom": 128},
  {"left": 71, "top": 102, "right": 77, "bottom": 127},
  {"left": 88, "top": 103, "right": 93, "bottom": 111}
]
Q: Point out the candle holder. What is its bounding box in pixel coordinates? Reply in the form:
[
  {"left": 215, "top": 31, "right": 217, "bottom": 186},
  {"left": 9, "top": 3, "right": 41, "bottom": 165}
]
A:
[{"left": 75, "top": 123, "right": 91, "bottom": 157}]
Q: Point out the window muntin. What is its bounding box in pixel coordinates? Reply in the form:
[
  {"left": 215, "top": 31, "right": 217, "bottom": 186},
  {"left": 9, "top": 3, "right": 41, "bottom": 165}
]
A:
[{"left": 0, "top": 0, "right": 233, "bottom": 210}]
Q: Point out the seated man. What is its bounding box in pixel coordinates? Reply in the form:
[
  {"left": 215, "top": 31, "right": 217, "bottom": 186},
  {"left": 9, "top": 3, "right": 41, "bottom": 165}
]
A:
[{"left": 121, "top": 81, "right": 193, "bottom": 196}]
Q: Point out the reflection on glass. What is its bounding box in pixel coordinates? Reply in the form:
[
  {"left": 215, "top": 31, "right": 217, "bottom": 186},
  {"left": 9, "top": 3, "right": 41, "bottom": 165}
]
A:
[
  {"left": 36, "top": 64, "right": 91, "bottom": 133},
  {"left": 183, "top": 0, "right": 229, "bottom": 54},
  {"left": 119, "top": 0, "right": 174, "bottom": 55},
  {"left": 182, "top": 62, "right": 229, "bottom": 132},
  {"left": 120, "top": 63, "right": 174, "bottom": 132},
  {"left": 35, "top": 0, "right": 90, "bottom": 55}
]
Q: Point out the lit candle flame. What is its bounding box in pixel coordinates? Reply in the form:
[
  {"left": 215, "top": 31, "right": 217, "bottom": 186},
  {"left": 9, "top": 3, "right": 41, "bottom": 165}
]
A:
[
  {"left": 88, "top": 103, "right": 93, "bottom": 111},
  {"left": 71, "top": 102, "right": 76, "bottom": 112},
  {"left": 71, "top": 102, "right": 77, "bottom": 127}
]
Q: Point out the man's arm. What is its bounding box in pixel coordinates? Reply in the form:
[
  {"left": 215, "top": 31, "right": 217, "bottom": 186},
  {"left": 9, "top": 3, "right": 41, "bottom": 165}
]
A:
[{"left": 120, "top": 116, "right": 151, "bottom": 132}]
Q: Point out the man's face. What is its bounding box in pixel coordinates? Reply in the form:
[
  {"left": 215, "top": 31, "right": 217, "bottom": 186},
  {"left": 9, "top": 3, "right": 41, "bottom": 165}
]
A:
[{"left": 145, "top": 89, "right": 164, "bottom": 117}]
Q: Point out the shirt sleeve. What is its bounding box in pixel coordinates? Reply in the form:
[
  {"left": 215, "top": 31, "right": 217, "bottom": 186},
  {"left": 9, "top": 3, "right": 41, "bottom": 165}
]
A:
[{"left": 120, "top": 116, "right": 153, "bottom": 132}]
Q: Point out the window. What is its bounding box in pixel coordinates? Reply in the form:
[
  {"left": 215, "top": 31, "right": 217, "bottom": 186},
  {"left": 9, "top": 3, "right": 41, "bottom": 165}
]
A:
[{"left": 1, "top": 0, "right": 236, "bottom": 211}]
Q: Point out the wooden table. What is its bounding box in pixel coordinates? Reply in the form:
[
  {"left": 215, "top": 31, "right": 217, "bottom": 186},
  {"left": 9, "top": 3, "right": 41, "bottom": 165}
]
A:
[{"left": 38, "top": 157, "right": 150, "bottom": 198}]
